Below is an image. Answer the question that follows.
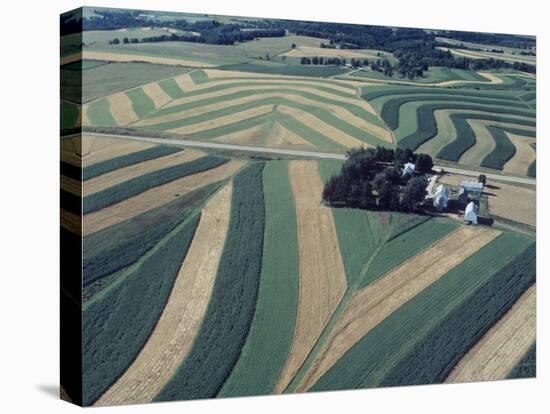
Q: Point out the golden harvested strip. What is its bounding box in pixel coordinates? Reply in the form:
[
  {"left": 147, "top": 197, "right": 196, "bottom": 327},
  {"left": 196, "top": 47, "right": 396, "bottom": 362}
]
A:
[
  {"left": 108, "top": 93, "right": 140, "bottom": 126},
  {"left": 140, "top": 92, "right": 387, "bottom": 140},
  {"left": 82, "top": 150, "right": 204, "bottom": 196},
  {"left": 459, "top": 120, "right": 497, "bottom": 167},
  {"left": 168, "top": 105, "right": 275, "bottom": 135},
  {"left": 274, "top": 161, "right": 347, "bottom": 394},
  {"left": 83, "top": 160, "right": 245, "bottom": 235},
  {"left": 445, "top": 285, "right": 536, "bottom": 383},
  {"left": 174, "top": 73, "right": 196, "bottom": 92},
  {"left": 60, "top": 52, "right": 82, "bottom": 65},
  {"left": 278, "top": 105, "right": 368, "bottom": 149},
  {"left": 503, "top": 133, "right": 537, "bottom": 176},
  {"left": 487, "top": 182, "right": 536, "bottom": 227},
  {"left": 81, "top": 136, "right": 156, "bottom": 167},
  {"left": 61, "top": 209, "right": 81, "bottom": 235},
  {"left": 296, "top": 226, "right": 500, "bottom": 392},
  {"left": 95, "top": 184, "right": 233, "bottom": 406},
  {"left": 61, "top": 175, "right": 81, "bottom": 196},
  {"left": 142, "top": 82, "right": 172, "bottom": 109},
  {"left": 214, "top": 122, "right": 314, "bottom": 148},
  {"left": 80, "top": 51, "right": 217, "bottom": 68}
]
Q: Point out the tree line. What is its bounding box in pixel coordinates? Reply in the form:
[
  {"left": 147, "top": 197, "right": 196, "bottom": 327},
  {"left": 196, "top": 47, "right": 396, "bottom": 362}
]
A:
[{"left": 322, "top": 146, "right": 434, "bottom": 212}]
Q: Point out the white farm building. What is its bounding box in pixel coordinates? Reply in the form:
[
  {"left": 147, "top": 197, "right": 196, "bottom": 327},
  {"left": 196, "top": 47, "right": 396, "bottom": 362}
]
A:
[
  {"left": 461, "top": 181, "right": 484, "bottom": 193},
  {"left": 402, "top": 162, "right": 415, "bottom": 177},
  {"left": 464, "top": 201, "right": 478, "bottom": 225},
  {"left": 432, "top": 184, "right": 449, "bottom": 211}
]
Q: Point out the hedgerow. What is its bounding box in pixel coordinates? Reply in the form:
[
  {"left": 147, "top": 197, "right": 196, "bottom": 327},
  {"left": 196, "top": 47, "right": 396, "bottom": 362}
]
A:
[
  {"left": 398, "top": 104, "right": 535, "bottom": 152},
  {"left": 82, "top": 146, "right": 182, "bottom": 180},
  {"left": 379, "top": 241, "right": 536, "bottom": 387},
  {"left": 82, "top": 182, "right": 222, "bottom": 292},
  {"left": 480, "top": 126, "right": 517, "bottom": 170},
  {"left": 381, "top": 95, "right": 531, "bottom": 130},
  {"left": 507, "top": 342, "right": 536, "bottom": 379},
  {"left": 155, "top": 162, "right": 266, "bottom": 402},
  {"left": 83, "top": 155, "right": 228, "bottom": 213},
  {"left": 310, "top": 233, "right": 534, "bottom": 392},
  {"left": 82, "top": 214, "right": 200, "bottom": 406}
]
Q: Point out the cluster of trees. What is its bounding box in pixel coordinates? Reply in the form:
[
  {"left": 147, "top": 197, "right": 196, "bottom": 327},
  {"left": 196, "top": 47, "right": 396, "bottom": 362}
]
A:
[
  {"left": 322, "top": 146, "right": 433, "bottom": 212},
  {"left": 299, "top": 56, "right": 370, "bottom": 66},
  {"left": 437, "top": 30, "right": 536, "bottom": 50}
]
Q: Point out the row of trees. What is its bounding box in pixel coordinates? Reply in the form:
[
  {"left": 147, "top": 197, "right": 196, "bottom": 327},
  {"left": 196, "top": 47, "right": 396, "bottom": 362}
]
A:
[{"left": 322, "top": 147, "right": 433, "bottom": 212}]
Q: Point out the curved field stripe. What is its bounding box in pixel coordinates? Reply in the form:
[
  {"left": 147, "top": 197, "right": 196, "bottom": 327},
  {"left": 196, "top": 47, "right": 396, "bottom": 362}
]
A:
[
  {"left": 108, "top": 93, "right": 139, "bottom": 126},
  {"left": 158, "top": 78, "right": 185, "bottom": 99},
  {"left": 174, "top": 72, "right": 197, "bottom": 91},
  {"left": 83, "top": 156, "right": 227, "bottom": 214},
  {"left": 381, "top": 95, "right": 530, "bottom": 130},
  {"left": 359, "top": 218, "right": 460, "bottom": 289},
  {"left": 126, "top": 88, "right": 155, "bottom": 119},
  {"left": 311, "top": 232, "right": 532, "bottom": 392},
  {"left": 362, "top": 87, "right": 522, "bottom": 104},
  {"left": 274, "top": 160, "right": 347, "bottom": 393},
  {"left": 168, "top": 105, "right": 275, "bottom": 135},
  {"left": 80, "top": 50, "right": 217, "bottom": 68},
  {"left": 298, "top": 226, "right": 499, "bottom": 392},
  {"left": 81, "top": 139, "right": 156, "bottom": 167},
  {"left": 82, "top": 214, "right": 200, "bottom": 406},
  {"left": 399, "top": 105, "right": 535, "bottom": 151},
  {"left": 480, "top": 126, "right": 516, "bottom": 170},
  {"left": 528, "top": 160, "right": 536, "bottom": 178},
  {"left": 82, "top": 160, "right": 245, "bottom": 235},
  {"left": 213, "top": 121, "right": 314, "bottom": 148},
  {"left": 82, "top": 182, "right": 222, "bottom": 291},
  {"left": 86, "top": 99, "right": 116, "bottom": 127},
  {"left": 139, "top": 90, "right": 388, "bottom": 141},
  {"left": 141, "top": 82, "right": 172, "bottom": 108},
  {"left": 61, "top": 175, "right": 81, "bottom": 196},
  {"left": 83, "top": 150, "right": 203, "bottom": 196},
  {"left": 82, "top": 146, "right": 182, "bottom": 181},
  {"left": 458, "top": 120, "right": 498, "bottom": 167},
  {"left": 507, "top": 342, "right": 536, "bottom": 379},
  {"left": 504, "top": 133, "right": 537, "bottom": 176},
  {"left": 154, "top": 163, "right": 265, "bottom": 402},
  {"left": 61, "top": 208, "right": 81, "bottom": 235},
  {"left": 218, "top": 161, "right": 299, "bottom": 397},
  {"left": 95, "top": 184, "right": 233, "bottom": 406},
  {"left": 445, "top": 284, "right": 536, "bottom": 383},
  {"left": 61, "top": 100, "right": 80, "bottom": 129}
]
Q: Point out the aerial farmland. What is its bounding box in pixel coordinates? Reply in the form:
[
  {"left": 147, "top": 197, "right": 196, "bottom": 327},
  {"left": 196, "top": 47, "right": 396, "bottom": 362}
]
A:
[{"left": 60, "top": 6, "right": 536, "bottom": 407}]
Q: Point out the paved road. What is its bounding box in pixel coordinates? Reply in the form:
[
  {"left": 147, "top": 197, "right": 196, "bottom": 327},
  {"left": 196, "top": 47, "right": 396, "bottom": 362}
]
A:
[{"left": 84, "top": 132, "right": 536, "bottom": 186}]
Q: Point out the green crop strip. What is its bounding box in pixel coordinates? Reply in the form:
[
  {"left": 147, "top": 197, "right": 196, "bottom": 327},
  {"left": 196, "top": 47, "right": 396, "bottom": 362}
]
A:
[
  {"left": 126, "top": 88, "right": 155, "bottom": 119},
  {"left": 218, "top": 161, "right": 299, "bottom": 397},
  {"left": 83, "top": 156, "right": 228, "bottom": 214},
  {"left": 480, "top": 126, "right": 517, "bottom": 170},
  {"left": 155, "top": 162, "right": 266, "bottom": 402},
  {"left": 61, "top": 100, "right": 80, "bottom": 129},
  {"left": 362, "top": 87, "right": 521, "bottom": 103},
  {"left": 82, "top": 146, "right": 182, "bottom": 180},
  {"left": 507, "top": 342, "right": 536, "bottom": 379},
  {"left": 86, "top": 98, "right": 116, "bottom": 127},
  {"left": 83, "top": 182, "right": 222, "bottom": 295},
  {"left": 82, "top": 213, "right": 200, "bottom": 406},
  {"left": 158, "top": 78, "right": 185, "bottom": 99},
  {"left": 61, "top": 161, "right": 81, "bottom": 181},
  {"left": 311, "top": 233, "right": 535, "bottom": 392}
]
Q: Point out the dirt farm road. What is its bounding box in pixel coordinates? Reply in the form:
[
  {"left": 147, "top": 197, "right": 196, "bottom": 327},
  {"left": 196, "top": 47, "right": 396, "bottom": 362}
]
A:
[{"left": 75, "top": 132, "right": 536, "bottom": 186}]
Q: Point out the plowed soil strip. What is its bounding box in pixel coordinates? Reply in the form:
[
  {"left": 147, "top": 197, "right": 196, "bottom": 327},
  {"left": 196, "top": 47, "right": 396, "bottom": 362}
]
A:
[
  {"left": 142, "top": 83, "right": 172, "bottom": 109},
  {"left": 503, "top": 133, "right": 536, "bottom": 176},
  {"left": 274, "top": 160, "right": 347, "bottom": 393},
  {"left": 445, "top": 284, "right": 536, "bottom": 383},
  {"left": 278, "top": 106, "right": 368, "bottom": 149},
  {"left": 108, "top": 93, "right": 139, "bottom": 126},
  {"left": 83, "top": 150, "right": 204, "bottom": 196},
  {"left": 81, "top": 51, "right": 217, "bottom": 68},
  {"left": 297, "top": 226, "right": 500, "bottom": 392},
  {"left": 95, "top": 184, "right": 233, "bottom": 406},
  {"left": 83, "top": 160, "right": 244, "bottom": 235},
  {"left": 168, "top": 105, "right": 274, "bottom": 135}
]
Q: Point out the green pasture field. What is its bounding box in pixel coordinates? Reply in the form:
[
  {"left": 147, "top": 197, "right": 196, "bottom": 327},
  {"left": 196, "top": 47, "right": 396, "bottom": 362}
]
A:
[
  {"left": 61, "top": 100, "right": 80, "bottom": 129},
  {"left": 80, "top": 62, "right": 190, "bottom": 102},
  {"left": 311, "top": 232, "right": 535, "bottom": 391},
  {"left": 219, "top": 161, "right": 299, "bottom": 397},
  {"left": 507, "top": 342, "right": 536, "bottom": 379}
]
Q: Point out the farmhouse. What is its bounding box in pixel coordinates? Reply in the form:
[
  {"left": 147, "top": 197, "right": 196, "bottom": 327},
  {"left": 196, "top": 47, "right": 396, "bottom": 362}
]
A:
[
  {"left": 402, "top": 162, "right": 415, "bottom": 177},
  {"left": 461, "top": 181, "right": 484, "bottom": 193},
  {"left": 464, "top": 201, "right": 478, "bottom": 225},
  {"left": 433, "top": 184, "right": 449, "bottom": 211}
]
